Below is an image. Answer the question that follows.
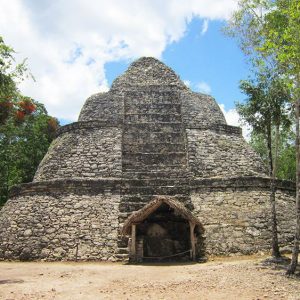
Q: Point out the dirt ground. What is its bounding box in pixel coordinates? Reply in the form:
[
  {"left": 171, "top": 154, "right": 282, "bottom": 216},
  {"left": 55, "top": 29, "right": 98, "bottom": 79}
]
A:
[{"left": 0, "top": 255, "right": 299, "bottom": 300}]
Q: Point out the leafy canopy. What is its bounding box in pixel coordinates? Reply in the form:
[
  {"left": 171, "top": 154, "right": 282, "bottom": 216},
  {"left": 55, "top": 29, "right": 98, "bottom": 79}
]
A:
[{"left": 0, "top": 36, "right": 59, "bottom": 206}]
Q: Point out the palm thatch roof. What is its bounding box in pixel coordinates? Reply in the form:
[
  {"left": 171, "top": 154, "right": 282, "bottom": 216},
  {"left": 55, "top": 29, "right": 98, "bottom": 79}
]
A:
[{"left": 122, "top": 196, "right": 204, "bottom": 235}]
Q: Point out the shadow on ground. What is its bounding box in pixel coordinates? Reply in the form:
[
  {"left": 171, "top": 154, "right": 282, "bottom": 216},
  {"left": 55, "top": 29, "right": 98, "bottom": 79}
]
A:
[{"left": 0, "top": 279, "right": 24, "bottom": 285}]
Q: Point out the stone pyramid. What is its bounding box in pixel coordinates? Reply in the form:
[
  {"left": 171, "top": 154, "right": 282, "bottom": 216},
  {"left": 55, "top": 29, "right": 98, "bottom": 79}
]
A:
[{"left": 0, "top": 57, "right": 295, "bottom": 261}]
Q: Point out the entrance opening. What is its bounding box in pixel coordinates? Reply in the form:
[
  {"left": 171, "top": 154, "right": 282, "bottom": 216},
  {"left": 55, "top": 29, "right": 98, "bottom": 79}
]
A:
[
  {"left": 122, "top": 196, "right": 205, "bottom": 262},
  {"left": 138, "top": 203, "right": 190, "bottom": 261}
]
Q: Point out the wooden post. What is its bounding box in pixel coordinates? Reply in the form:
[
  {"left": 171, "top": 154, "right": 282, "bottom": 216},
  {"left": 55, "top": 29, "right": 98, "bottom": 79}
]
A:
[
  {"left": 131, "top": 224, "right": 136, "bottom": 261},
  {"left": 189, "top": 221, "right": 196, "bottom": 261}
]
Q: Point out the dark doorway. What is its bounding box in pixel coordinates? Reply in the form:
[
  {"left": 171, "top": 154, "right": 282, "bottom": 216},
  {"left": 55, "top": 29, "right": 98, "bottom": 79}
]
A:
[{"left": 137, "top": 203, "right": 191, "bottom": 261}]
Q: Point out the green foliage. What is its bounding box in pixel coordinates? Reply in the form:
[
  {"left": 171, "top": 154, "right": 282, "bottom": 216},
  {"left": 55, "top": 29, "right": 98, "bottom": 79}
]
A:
[
  {"left": 226, "top": 0, "right": 300, "bottom": 272},
  {"left": 226, "top": 1, "right": 295, "bottom": 179},
  {"left": 224, "top": 0, "right": 273, "bottom": 68},
  {"left": 250, "top": 130, "right": 296, "bottom": 181},
  {"left": 224, "top": 0, "right": 299, "bottom": 79},
  {"left": 0, "top": 36, "right": 31, "bottom": 99},
  {"left": 261, "top": 0, "right": 300, "bottom": 78},
  {"left": 237, "top": 72, "right": 291, "bottom": 133},
  {"left": 237, "top": 70, "right": 292, "bottom": 180},
  {"left": 0, "top": 37, "right": 59, "bottom": 206}
]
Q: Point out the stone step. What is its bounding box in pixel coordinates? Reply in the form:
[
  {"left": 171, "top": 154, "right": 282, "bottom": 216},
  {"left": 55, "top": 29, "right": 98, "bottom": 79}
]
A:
[
  {"left": 122, "top": 168, "right": 190, "bottom": 176},
  {"left": 123, "top": 159, "right": 187, "bottom": 168},
  {"left": 121, "top": 178, "right": 190, "bottom": 187},
  {"left": 121, "top": 193, "right": 191, "bottom": 201},
  {"left": 124, "top": 108, "right": 182, "bottom": 112},
  {"left": 123, "top": 143, "right": 186, "bottom": 153},
  {"left": 122, "top": 170, "right": 191, "bottom": 179},
  {"left": 124, "top": 112, "right": 181, "bottom": 117},
  {"left": 124, "top": 113, "right": 181, "bottom": 123},
  {"left": 116, "top": 247, "right": 129, "bottom": 254},
  {"left": 122, "top": 131, "right": 184, "bottom": 144},
  {"left": 122, "top": 166, "right": 187, "bottom": 174},
  {"left": 115, "top": 253, "right": 129, "bottom": 261},
  {"left": 123, "top": 123, "right": 183, "bottom": 132},
  {"left": 124, "top": 103, "right": 181, "bottom": 114},
  {"left": 124, "top": 94, "right": 181, "bottom": 107},
  {"left": 123, "top": 94, "right": 181, "bottom": 106},
  {"left": 122, "top": 152, "right": 187, "bottom": 166},
  {"left": 121, "top": 186, "right": 190, "bottom": 195}
]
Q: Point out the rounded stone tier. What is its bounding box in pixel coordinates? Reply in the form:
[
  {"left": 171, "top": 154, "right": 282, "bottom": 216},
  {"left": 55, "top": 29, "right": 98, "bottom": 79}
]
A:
[
  {"left": 34, "top": 57, "right": 267, "bottom": 181},
  {"left": 33, "top": 126, "right": 122, "bottom": 182},
  {"left": 0, "top": 177, "right": 295, "bottom": 261},
  {"left": 79, "top": 57, "right": 226, "bottom": 127},
  {"left": 0, "top": 56, "right": 296, "bottom": 262},
  {"left": 111, "top": 56, "right": 187, "bottom": 90},
  {"left": 78, "top": 92, "right": 123, "bottom": 123}
]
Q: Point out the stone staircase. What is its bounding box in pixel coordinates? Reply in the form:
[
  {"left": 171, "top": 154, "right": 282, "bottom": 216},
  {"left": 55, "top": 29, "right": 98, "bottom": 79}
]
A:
[{"left": 116, "top": 89, "right": 192, "bottom": 258}]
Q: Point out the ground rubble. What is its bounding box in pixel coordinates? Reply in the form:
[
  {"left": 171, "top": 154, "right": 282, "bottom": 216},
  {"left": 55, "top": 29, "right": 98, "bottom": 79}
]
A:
[{"left": 0, "top": 255, "right": 299, "bottom": 300}]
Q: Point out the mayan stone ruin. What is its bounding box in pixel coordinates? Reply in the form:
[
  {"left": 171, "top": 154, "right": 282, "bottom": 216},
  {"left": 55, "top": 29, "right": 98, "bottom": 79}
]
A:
[{"left": 0, "top": 57, "right": 296, "bottom": 262}]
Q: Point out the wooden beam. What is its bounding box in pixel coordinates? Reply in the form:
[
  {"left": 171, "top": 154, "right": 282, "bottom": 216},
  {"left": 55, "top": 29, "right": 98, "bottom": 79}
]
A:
[
  {"left": 131, "top": 224, "right": 136, "bottom": 260},
  {"left": 189, "top": 221, "right": 196, "bottom": 261}
]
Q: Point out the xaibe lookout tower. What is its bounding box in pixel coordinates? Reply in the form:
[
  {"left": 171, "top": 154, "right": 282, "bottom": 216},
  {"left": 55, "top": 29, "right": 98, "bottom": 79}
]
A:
[{"left": 0, "top": 57, "right": 296, "bottom": 262}]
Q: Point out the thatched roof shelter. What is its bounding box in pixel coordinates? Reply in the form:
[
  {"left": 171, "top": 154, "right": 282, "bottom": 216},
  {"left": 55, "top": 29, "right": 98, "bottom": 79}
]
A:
[{"left": 122, "top": 196, "right": 204, "bottom": 235}]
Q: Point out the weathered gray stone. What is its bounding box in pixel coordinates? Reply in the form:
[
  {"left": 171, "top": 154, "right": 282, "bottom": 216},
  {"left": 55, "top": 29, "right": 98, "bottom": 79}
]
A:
[
  {"left": 24, "top": 229, "right": 32, "bottom": 237},
  {"left": 0, "top": 57, "right": 296, "bottom": 261}
]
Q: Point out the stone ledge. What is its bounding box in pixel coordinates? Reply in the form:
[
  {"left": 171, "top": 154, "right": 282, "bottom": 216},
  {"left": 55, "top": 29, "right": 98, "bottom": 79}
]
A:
[
  {"left": 9, "top": 178, "right": 122, "bottom": 197},
  {"left": 187, "top": 124, "right": 242, "bottom": 136},
  {"left": 57, "top": 121, "right": 243, "bottom": 138},
  {"left": 191, "top": 176, "right": 295, "bottom": 192},
  {"left": 9, "top": 176, "right": 295, "bottom": 198},
  {"left": 56, "top": 120, "right": 122, "bottom": 137}
]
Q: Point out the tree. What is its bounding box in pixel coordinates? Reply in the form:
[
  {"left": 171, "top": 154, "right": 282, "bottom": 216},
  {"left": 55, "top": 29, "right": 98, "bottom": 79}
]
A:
[
  {"left": 0, "top": 36, "right": 59, "bottom": 206},
  {"left": 250, "top": 129, "right": 296, "bottom": 182},
  {"left": 226, "top": 0, "right": 300, "bottom": 272},
  {"left": 260, "top": 0, "right": 300, "bottom": 275},
  {"left": 237, "top": 71, "right": 292, "bottom": 259},
  {"left": 225, "top": 1, "right": 287, "bottom": 259},
  {"left": 224, "top": 0, "right": 272, "bottom": 69}
]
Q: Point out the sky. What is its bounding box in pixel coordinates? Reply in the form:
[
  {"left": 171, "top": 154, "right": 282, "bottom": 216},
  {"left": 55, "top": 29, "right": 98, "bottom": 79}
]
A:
[{"left": 0, "top": 0, "right": 250, "bottom": 134}]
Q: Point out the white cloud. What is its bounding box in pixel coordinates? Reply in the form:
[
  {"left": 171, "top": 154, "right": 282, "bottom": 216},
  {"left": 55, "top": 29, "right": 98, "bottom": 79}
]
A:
[
  {"left": 219, "top": 104, "right": 251, "bottom": 140},
  {"left": 201, "top": 19, "right": 209, "bottom": 35},
  {"left": 196, "top": 81, "right": 212, "bottom": 94},
  {"left": 0, "top": 0, "right": 237, "bottom": 121}
]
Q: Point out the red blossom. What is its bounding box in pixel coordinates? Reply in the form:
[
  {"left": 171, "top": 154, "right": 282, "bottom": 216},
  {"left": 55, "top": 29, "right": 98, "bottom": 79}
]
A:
[
  {"left": 19, "top": 99, "right": 36, "bottom": 114},
  {"left": 0, "top": 101, "right": 13, "bottom": 109},
  {"left": 15, "top": 110, "right": 26, "bottom": 121}
]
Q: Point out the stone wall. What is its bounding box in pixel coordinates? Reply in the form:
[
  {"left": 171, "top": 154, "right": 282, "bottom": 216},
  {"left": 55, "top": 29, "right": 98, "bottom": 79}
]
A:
[
  {"left": 78, "top": 92, "right": 123, "bottom": 123},
  {"left": 34, "top": 127, "right": 122, "bottom": 181},
  {"left": 0, "top": 57, "right": 296, "bottom": 262},
  {"left": 191, "top": 187, "right": 295, "bottom": 255},
  {"left": 111, "top": 57, "right": 186, "bottom": 91},
  {"left": 181, "top": 91, "right": 226, "bottom": 127},
  {"left": 0, "top": 189, "right": 121, "bottom": 261},
  {"left": 122, "top": 89, "right": 188, "bottom": 178},
  {"left": 187, "top": 129, "right": 268, "bottom": 178},
  {"left": 117, "top": 87, "right": 193, "bottom": 253}
]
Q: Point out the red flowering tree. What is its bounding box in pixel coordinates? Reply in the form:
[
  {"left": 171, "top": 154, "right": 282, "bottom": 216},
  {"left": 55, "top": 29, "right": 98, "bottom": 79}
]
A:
[{"left": 0, "top": 37, "right": 59, "bottom": 206}]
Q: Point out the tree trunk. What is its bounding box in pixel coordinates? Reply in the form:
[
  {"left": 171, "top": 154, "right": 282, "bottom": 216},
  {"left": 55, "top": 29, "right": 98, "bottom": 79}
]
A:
[
  {"left": 267, "top": 124, "right": 281, "bottom": 258},
  {"left": 287, "top": 86, "right": 300, "bottom": 275}
]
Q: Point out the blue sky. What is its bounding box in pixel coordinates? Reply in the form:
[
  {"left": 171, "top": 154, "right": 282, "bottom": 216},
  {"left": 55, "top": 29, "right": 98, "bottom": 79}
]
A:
[
  {"left": 105, "top": 18, "right": 249, "bottom": 111},
  {"left": 0, "top": 0, "right": 246, "bottom": 128}
]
